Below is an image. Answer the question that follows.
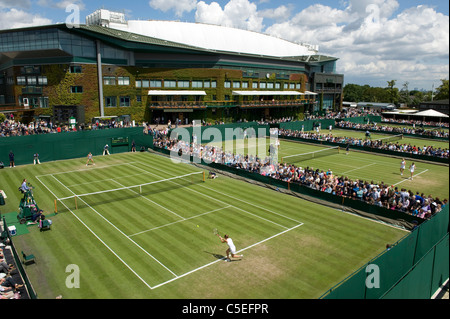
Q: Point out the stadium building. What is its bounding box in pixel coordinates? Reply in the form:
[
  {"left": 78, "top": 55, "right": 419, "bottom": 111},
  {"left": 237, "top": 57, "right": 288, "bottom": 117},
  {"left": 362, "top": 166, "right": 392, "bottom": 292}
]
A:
[{"left": 0, "top": 9, "right": 344, "bottom": 125}]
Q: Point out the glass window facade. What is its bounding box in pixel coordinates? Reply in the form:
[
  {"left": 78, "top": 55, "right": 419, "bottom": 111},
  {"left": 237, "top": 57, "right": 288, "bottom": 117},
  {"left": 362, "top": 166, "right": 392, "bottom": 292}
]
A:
[
  {"left": 0, "top": 29, "right": 59, "bottom": 52},
  {"left": 0, "top": 28, "right": 129, "bottom": 61}
]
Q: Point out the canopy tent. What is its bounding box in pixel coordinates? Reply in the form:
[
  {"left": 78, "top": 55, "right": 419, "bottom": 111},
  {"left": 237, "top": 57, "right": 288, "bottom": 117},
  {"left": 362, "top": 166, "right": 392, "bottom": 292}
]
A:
[
  {"left": 410, "top": 109, "right": 449, "bottom": 118},
  {"left": 232, "top": 91, "right": 304, "bottom": 96}
]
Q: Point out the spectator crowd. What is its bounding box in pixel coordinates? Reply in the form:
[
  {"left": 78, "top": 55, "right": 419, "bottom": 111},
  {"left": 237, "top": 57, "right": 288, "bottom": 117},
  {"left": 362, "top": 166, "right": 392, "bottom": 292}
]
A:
[
  {"left": 0, "top": 119, "right": 139, "bottom": 137},
  {"left": 336, "top": 121, "right": 449, "bottom": 139},
  {"left": 153, "top": 134, "right": 447, "bottom": 222},
  {"left": 278, "top": 129, "right": 449, "bottom": 159}
]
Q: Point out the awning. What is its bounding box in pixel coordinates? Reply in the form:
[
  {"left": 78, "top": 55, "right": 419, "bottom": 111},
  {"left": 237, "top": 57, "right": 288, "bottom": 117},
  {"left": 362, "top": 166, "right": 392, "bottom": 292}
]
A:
[
  {"left": 232, "top": 91, "right": 304, "bottom": 96},
  {"left": 411, "top": 109, "right": 449, "bottom": 118},
  {"left": 304, "top": 91, "right": 318, "bottom": 95},
  {"left": 148, "top": 90, "right": 207, "bottom": 96}
]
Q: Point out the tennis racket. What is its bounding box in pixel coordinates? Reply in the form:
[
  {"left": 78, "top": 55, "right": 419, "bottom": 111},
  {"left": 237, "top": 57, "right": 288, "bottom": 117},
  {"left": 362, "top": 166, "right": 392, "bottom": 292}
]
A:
[{"left": 213, "top": 228, "right": 220, "bottom": 236}]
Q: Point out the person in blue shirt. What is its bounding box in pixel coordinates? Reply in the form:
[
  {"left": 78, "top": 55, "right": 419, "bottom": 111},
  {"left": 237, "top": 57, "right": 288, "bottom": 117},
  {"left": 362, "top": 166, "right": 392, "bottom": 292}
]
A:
[{"left": 20, "top": 179, "right": 30, "bottom": 193}]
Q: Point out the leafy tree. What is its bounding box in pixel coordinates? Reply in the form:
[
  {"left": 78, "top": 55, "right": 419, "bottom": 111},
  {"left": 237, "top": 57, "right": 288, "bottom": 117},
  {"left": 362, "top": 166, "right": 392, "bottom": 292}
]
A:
[
  {"left": 386, "top": 80, "right": 399, "bottom": 104},
  {"left": 434, "top": 79, "right": 449, "bottom": 100}
]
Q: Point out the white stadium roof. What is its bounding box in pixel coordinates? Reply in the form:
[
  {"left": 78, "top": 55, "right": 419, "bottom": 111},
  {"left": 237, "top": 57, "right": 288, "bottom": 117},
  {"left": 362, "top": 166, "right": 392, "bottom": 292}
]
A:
[{"left": 87, "top": 10, "right": 319, "bottom": 58}]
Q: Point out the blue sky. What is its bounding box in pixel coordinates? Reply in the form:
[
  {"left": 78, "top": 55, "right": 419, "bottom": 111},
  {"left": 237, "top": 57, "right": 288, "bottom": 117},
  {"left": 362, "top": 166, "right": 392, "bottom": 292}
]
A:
[{"left": 0, "top": 0, "right": 449, "bottom": 91}]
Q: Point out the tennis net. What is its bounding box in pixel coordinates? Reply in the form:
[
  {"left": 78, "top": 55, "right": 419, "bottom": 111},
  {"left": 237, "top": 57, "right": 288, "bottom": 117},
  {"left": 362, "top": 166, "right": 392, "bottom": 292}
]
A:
[
  {"left": 376, "top": 134, "right": 403, "bottom": 143},
  {"left": 281, "top": 146, "right": 340, "bottom": 164},
  {"left": 55, "top": 171, "right": 205, "bottom": 212}
]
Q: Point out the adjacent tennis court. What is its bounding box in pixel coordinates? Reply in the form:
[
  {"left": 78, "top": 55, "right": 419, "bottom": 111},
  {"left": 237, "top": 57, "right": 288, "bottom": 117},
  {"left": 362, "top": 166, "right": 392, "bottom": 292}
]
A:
[
  {"left": 277, "top": 139, "right": 449, "bottom": 199},
  {"left": 208, "top": 135, "right": 448, "bottom": 199}
]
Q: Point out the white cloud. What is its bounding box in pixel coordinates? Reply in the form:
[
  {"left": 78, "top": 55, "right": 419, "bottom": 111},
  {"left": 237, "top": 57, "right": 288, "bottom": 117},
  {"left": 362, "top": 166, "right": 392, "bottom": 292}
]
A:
[
  {"left": 195, "top": 0, "right": 263, "bottom": 32},
  {"left": 259, "top": 5, "right": 293, "bottom": 22},
  {"left": 149, "top": 0, "right": 197, "bottom": 18},
  {"left": 263, "top": 1, "right": 449, "bottom": 89},
  {"left": 0, "top": 8, "right": 51, "bottom": 29}
]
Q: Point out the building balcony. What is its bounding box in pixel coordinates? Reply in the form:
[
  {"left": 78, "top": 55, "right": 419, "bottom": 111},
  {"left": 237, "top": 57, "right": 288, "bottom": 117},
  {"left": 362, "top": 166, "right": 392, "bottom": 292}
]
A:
[{"left": 148, "top": 99, "right": 317, "bottom": 110}]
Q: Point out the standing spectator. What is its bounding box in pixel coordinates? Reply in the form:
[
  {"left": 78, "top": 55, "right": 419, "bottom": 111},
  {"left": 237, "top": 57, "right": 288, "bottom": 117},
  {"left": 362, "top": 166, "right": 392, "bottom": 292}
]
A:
[
  {"left": 33, "top": 152, "right": 40, "bottom": 165},
  {"left": 8, "top": 151, "right": 15, "bottom": 168}
]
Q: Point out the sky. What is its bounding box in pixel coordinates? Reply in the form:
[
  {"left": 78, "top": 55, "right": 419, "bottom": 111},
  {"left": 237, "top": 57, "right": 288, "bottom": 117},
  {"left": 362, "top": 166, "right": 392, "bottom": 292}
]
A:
[{"left": 0, "top": 0, "right": 448, "bottom": 91}]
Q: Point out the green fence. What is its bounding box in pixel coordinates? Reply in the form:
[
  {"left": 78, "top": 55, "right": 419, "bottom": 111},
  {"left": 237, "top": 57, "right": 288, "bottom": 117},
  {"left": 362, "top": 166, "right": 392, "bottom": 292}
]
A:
[
  {"left": 321, "top": 205, "right": 449, "bottom": 299},
  {"left": 0, "top": 127, "right": 153, "bottom": 166},
  {"left": 278, "top": 119, "right": 335, "bottom": 132}
]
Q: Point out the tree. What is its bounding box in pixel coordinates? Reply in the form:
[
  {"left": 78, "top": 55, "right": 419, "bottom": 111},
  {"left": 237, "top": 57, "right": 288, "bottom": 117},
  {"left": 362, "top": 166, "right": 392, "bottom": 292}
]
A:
[
  {"left": 386, "top": 80, "right": 399, "bottom": 104},
  {"left": 399, "top": 81, "right": 411, "bottom": 105},
  {"left": 434, "top": 79, "right": 449, "bottom": 100}
]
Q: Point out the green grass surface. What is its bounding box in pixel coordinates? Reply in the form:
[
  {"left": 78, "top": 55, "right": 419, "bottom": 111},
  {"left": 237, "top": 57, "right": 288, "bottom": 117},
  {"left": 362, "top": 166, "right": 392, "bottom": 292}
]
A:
[
  {"left": 211, "top": 136, "right": 449, "bottom": 200},
  {"left": 1, "top": 152, "right": 411, "bottom": 299},
  {"left": 278, "top": 140, "right": 449, "bottom": 200}
]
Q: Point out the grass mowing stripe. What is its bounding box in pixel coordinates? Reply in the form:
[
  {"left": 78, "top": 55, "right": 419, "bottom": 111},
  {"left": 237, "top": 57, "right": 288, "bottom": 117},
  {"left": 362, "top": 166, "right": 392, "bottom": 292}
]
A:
[
  {"left": 35, "top": 175, "right": 163, "bottom": 290},
  {"left": 130, "top": 161, "right": 292, "bottom": 230},
  {"left": 129, "top": 205, "right": 231, "bottom": 237},
  {"left": 138, "top": 153, "right": 304, "bottom": 226},
  {"left": 110, "top": 178, "right": 186, "bottom": 220},
  {"left": 3, "top": 152, "right": 409, "bottom": 298},
  {"left": 50, "top": 173, "right": 180, "bottom": 280}
]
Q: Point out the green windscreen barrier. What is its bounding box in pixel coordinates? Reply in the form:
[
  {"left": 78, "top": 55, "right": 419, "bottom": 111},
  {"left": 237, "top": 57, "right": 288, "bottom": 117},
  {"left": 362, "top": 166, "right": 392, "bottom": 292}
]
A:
[{"left": 0, "top": 127, "right": 153, "bottom": 166}]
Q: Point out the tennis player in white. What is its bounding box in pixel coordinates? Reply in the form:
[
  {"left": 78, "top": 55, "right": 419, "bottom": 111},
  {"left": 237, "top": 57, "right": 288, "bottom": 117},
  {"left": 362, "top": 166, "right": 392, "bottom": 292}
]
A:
[
  {"left": 400, "top": 158, "right": 406, "bottom": 176},
  {"left": 218, "top": 234, "right": 243, "bottom": 262},
  {"left": 409, "top": 162, "right": 416, "bottom": 180}
]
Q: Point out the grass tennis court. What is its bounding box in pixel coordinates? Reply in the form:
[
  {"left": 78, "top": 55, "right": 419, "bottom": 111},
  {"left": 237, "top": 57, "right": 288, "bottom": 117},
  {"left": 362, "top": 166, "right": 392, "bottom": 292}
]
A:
[
  {"left": 1, "top": 151, "right": 409, "bottom": 299},
  {"left": 328, "top": 128, "right": 449, "bottom": 150},
  {"left": 209, "top": 135, "right": 449, "bottom": 200},
  {"left": 278, "top": 139, "right": 449, "bottom": 200}
]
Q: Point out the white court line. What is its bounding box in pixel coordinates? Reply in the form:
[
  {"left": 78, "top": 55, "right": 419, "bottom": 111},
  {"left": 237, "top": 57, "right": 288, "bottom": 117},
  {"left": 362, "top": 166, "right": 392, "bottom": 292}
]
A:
[
  {"left": 66, "top": 172, "right": 147, "bottom": 188},
  {"left": 128, "top": 162, "right": 291, "bottom": 230},
  {"left": 151, "top": 222, "right": 304, "bottom": 290},
  {"left": 35, "top": 162, "right": 136, "bottom": 178},
  {"left": 36, "top": 160, "right": 305, "bottom": 290},
  {"left": 129, "top": 205, "right": 232, "bottom": 237},
  {"left": 135, "top": 159, "right": 303, "bottom": 225},
  {"left": 50, "top": 174, "right": 179, "bottom": 279},
  {"left": 110, "top": 178, "right": 186, "bottom": 220},
  {"left": 35, "top": 175, "right": 155, "bottom": 290},
  {"left": 342, "top": 163, "right": 376, "bottom": 175},
  {"left": 393, "top": 169, "right": 429, "bottom": 186}
]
